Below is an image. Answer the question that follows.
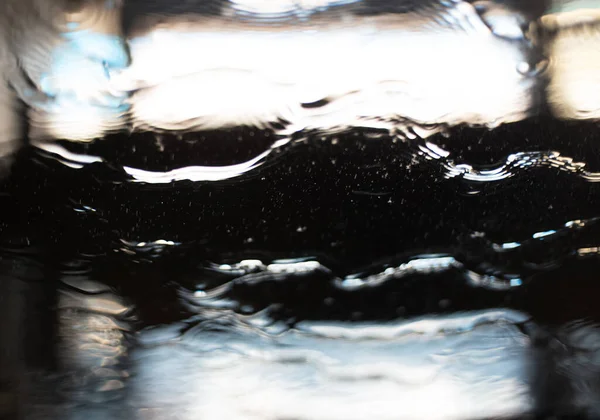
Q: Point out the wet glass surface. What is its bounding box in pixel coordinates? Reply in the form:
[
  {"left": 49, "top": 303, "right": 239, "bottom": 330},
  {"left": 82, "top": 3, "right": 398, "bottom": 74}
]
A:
[
  {"left": 3, "top": 118, "right": 600, "bottom": 419},
  {"left": 2, "top": 0, "right": 600, "bottom": 419}
]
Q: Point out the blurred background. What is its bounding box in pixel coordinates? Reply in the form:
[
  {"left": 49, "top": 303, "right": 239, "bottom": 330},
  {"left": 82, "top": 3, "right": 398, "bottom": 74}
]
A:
[{"left": 3, "top": 0, "right": 600, "bottom": 419}]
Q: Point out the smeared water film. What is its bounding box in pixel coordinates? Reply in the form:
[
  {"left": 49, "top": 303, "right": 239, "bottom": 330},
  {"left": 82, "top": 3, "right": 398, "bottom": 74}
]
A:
[{"left": 3, "top": 0, "right": 600, "bottom": 419}]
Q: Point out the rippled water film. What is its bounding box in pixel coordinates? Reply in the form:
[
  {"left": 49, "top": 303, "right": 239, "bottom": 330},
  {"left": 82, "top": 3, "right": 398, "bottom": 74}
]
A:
[{"left": 4, "top": 1, "right": 600, "bottom": 420}]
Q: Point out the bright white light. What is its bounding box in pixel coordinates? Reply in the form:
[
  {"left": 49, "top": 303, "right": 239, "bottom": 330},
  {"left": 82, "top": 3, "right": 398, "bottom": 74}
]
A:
[
  {"left": 108, "top": 0, "right": 534, "bottom": 138},
  {"left": 532, "top": 230, "right": 556, "bottom": 239},
  {"left": 130, "top": 309, "right": 533, "bottom": 420},
  {"left": 543, "top": 1, "right": 600, "bottom": 120},
  {"left": 122, "top": 149, "right": 271, "bottom": 183}
]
